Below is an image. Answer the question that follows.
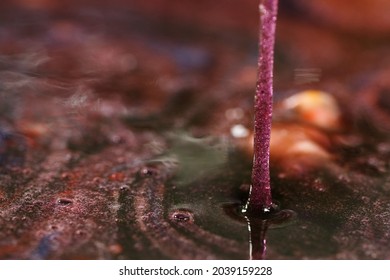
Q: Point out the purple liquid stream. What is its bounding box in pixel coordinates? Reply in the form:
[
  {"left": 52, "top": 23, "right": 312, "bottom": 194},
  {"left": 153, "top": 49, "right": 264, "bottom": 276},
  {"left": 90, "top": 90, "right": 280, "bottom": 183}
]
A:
[{"left": 248, "top": 0, "right": 278, "bottom": 213}]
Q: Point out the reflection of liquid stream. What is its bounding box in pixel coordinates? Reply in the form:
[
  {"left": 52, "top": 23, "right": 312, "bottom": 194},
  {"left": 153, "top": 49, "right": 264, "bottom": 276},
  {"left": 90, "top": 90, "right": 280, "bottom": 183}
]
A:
[
  {"left": 245, "top": 209, "right": 296, "bottom": 260},
  {"left": 246, "top": 216, "right": 268, "bottom": 260}
]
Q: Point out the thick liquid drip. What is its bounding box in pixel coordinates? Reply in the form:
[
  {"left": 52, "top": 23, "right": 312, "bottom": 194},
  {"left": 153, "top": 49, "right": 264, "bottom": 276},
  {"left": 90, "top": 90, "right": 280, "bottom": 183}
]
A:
[
  {"left": 225, "top": 202, "right": 296, "bottom": 260},
  {"left": 245, "top": 208, "right": 296, "bottom": 260}
]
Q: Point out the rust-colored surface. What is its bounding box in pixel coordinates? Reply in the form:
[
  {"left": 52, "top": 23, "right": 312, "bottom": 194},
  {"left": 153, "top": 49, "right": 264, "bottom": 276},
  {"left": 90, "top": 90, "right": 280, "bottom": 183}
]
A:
[{"left": 1, "top": 0, "right": 390, "bottom": 259}]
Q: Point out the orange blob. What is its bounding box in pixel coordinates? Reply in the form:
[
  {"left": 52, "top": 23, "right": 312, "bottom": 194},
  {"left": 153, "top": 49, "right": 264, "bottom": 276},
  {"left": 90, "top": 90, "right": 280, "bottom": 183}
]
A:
[{"left": 281, "top": 90, "right": 342, "bottom": 130}]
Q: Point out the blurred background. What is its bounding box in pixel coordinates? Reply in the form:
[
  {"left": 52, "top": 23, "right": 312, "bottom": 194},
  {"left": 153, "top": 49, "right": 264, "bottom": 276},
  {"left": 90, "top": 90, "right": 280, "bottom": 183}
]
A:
[{"left": 1, "top": 0, "right": 390, "bottom": 260}]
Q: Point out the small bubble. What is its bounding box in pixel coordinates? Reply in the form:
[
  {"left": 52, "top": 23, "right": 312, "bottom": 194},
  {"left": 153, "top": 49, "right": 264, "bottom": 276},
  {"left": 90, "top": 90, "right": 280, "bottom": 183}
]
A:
[
  {"left": 119, "top": 185, "right": 129, "bottom": 191},
  {"left": 57, "top": 198, "right": 73, "bottom": 206},
  {"left": 170, "top": 209, "right": 194, "bottom": 223},
  {"left": 173, "top": 214, "right": 190, "bottom": 222},
  {"left": 313, "top": 178, "right": 326, "bottom": 192},
  {"left": 139, "top": 167, "right": 154, "bottom": 177}
]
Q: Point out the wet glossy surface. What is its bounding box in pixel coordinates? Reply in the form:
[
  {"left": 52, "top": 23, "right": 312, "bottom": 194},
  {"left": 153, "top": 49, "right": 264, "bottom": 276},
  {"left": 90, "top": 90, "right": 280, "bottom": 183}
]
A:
[{"left": 1, "top": 0, "right": 390, "bottom": 259}]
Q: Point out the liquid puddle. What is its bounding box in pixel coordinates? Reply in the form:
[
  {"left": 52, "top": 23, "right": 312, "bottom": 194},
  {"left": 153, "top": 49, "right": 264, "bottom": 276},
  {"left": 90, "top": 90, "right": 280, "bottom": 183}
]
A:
[{"left": 151, "top": 132, "right": 390, "bottom": 259}]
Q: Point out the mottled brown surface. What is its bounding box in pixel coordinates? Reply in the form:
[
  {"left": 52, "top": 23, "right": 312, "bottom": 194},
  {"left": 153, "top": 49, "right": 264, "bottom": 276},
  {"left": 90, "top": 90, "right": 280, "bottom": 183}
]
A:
[{"left": 1, "top": 0, "right": 390, "bottom": 259}]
